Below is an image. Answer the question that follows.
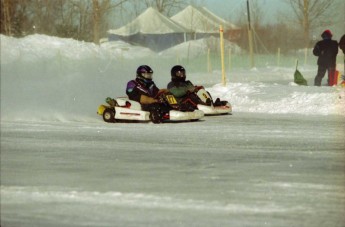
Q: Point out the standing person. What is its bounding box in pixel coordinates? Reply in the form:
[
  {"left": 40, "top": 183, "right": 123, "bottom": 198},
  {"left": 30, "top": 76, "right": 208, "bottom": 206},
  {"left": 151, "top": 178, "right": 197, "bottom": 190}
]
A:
[{"left": 312, "top": 30, "right": 338, "bottom": 86}]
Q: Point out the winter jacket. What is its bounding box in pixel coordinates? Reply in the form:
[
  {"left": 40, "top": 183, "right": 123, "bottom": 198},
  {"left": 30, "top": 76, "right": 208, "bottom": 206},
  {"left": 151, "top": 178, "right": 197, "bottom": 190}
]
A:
[
  {"left": 339, "top": 34, "right": 345, "bottom": 54},
  {"left": 167, "top": 80, "right": 195, "bottom": 98},
  {"left": 313, "top": 38, "right": 338, "bottom": 67},
  {"left": 126, "top": 78, "right": 159, "bottom": 103}
]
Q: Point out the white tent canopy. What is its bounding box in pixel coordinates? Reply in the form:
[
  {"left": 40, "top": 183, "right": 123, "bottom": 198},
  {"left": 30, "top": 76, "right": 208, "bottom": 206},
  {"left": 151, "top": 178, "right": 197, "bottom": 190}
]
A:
[
  {"left": 108, "top": 7, "right": 190, "bottom": 36},
  {"left": 171, "top": 5, "right": 238, "bottom": 34},
  {"left": 199, "top": 7, "right": 239, "bottom": 30},
  {"left": 106, "top": 6, "right": 239, "bottom": 51},
  {"left": 107, "top": 7, "right": 191, "bottom": 51}
]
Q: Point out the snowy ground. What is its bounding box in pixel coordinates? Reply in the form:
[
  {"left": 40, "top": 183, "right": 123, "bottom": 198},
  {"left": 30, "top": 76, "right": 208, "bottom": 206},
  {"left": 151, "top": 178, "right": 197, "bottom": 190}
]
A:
[{"left": 1, "top": 35, "right": 345, "bottom": 227}]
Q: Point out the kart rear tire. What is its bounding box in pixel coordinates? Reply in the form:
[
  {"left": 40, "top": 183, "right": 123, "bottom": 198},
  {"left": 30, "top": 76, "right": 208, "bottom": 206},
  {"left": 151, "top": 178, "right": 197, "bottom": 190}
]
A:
[{"left": 103, "top": 108, "right": 115, "bottom": 123}]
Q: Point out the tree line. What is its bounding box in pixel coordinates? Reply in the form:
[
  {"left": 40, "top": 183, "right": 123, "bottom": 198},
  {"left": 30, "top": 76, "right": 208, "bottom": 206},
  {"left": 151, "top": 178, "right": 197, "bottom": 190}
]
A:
[
  {"left": 0, "top": 0, "right": 339, "bottom": 54},
  {"left": 1, "top": 0, "right": 128, "bottom": 43},
  {"left": 234, "top": 0, "right": 338, "bottom": 54},
  {"left": 0, "top": 0, "right": 188, "bottom": 44}
]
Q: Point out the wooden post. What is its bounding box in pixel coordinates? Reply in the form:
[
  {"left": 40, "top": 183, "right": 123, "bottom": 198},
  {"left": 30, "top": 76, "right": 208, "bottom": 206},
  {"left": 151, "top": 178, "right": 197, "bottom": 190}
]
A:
[
  {"left": 277, "top": 47, "right": 280, "bottom": 67},
  {"left": 228, "top": 48, "right": 232, "bottom": 71},
  {"left": 220, "top": 25, "right": 226, "bottom": 86},
  {"left": 248, "top": 30, "right": 254, "bottom": 68},
  {"left": 304, "top": 48, "right": 308, "bottom": 65},
  {"left": 247, "top": 0, "right": 254, "bottom": 68},
  {"left": 207, "top": 48, "right": 211, "bottom": 73}
]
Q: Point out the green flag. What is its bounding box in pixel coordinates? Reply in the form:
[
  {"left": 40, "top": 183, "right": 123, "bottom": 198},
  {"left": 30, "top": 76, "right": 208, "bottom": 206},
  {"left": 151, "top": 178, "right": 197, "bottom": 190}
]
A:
[{"left": 294, "top": 60, "right": 307, "bottom": 86}]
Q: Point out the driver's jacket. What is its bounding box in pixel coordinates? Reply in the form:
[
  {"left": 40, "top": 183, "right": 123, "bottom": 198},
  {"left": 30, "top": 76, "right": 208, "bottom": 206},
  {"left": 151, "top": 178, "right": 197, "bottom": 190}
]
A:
[
  {"left": 167, "top": 80, "right": 195, "bottom": 98},
  {"left": 126, "top": 78, "right": 159, "bottom": 103}
]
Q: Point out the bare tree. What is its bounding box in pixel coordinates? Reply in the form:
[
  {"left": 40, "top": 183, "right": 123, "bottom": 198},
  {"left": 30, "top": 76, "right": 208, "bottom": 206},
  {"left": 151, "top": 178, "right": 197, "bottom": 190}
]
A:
[
  {"left": 1, "top": 0, "right": 12, "bottom": 35},
  {"left": 142, "top": 0, "right": 187, "bottom": 16},
  {"left": 92, "top": 0, "right": 129, "bottom": 44},
  {"left": 0, "top": 0, "right": 32, "bottom": 36},
  {"left": 284, "top": 0, "right": 337, "bottom": 48},
  {"left": 66, "top": 1, "right": 95, "bottom": 41}
]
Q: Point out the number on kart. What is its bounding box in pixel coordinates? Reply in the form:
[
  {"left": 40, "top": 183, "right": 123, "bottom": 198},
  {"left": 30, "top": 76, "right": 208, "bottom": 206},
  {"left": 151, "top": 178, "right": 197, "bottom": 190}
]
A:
[
  {"left": 166, "top": 95, "right": 177, "bottom": 104},
  {"left": 202, "top": 93, "right": 208, "bottom": 99}
]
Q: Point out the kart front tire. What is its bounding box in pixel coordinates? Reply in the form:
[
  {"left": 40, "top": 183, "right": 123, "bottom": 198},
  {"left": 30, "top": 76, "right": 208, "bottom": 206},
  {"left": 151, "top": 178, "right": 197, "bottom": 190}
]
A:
[
  {"left": 150, "top": 110, "right": 162, "bottom": 124},
  {"left": 103, "top": 108, "right": 115, "bottom": 123}
]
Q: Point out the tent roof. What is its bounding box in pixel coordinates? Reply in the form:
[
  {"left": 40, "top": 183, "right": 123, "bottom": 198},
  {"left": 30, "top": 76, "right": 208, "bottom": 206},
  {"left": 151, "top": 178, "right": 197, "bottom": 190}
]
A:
[
  {"left": 171, "top": 5, "right": 239, "bottom": 33},
  {"left": 199, "top": 7, "right": 239, "bottom": 30},
  {"left": 108, "top": 7, "right": 190, "bottom": 36}
]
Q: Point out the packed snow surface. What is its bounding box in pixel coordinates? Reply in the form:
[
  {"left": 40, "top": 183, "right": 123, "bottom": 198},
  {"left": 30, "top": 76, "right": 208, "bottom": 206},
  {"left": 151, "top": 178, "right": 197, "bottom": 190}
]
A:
[{"left": 1, "top": 34, "right": 345, "bottom": 227}]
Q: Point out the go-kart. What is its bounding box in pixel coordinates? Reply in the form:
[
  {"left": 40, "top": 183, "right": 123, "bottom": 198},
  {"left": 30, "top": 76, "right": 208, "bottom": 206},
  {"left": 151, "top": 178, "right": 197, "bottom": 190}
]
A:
[
  {"left": 185, "top": 87, "right": 232, "bottom": 115},
  {"left": 97, "top": 92, "right": 204, "bottom": 124}
]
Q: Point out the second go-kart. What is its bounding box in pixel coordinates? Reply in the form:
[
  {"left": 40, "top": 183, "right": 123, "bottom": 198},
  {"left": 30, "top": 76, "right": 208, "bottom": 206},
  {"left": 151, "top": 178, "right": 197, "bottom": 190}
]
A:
[{"left": 184, "top": 87, "right": 232, "bottom": 115}]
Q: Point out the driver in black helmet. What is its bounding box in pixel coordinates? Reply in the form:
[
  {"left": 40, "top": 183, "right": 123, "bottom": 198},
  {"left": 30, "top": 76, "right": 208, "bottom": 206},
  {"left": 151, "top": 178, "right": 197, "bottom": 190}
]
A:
[
  {"left": 126, "top": 65, "right": 169, "bottom": 112},
  {"left": 167, "top": 65, "right": 207, "bottom": 108},
  {"left": 167, "top": 65, "right": 225, "bottom": 107}
]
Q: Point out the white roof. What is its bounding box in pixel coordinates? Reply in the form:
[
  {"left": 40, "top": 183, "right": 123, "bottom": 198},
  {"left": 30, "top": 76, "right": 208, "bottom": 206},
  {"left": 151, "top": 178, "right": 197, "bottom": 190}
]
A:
[
  {"left": 108, "top": 7, "right": 190, "bottom": 36},
  {"left": 171, "top": 5, "right": 239, "bottom": 33},
  {"left": 199, "top": 7, "right": 239, "bottom": 30}
]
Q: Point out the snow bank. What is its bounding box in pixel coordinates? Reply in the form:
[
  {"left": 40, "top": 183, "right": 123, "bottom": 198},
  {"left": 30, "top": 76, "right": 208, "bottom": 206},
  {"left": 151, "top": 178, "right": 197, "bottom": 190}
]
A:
[
  {"left": 208, "top": 82, "right": 345, "bottom": 115},
  {"left": 1, "top": 34, "right": 103, "bottom": 64}
]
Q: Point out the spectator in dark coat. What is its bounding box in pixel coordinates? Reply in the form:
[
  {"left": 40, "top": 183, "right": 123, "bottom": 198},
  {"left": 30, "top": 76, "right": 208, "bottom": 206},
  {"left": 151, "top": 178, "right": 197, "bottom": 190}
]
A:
[{"left": 313, "top": 30, "right": 338, "bottom": 86}]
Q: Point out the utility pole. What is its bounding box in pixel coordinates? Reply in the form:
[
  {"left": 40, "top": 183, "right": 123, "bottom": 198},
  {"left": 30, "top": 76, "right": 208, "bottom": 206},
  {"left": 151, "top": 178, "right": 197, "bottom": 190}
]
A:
[
  {"left": 219, "top": 25, "right": 226, "bottom": 86},
  {"left": 247, "top": 0, "right": 254, "bottom": 68}
]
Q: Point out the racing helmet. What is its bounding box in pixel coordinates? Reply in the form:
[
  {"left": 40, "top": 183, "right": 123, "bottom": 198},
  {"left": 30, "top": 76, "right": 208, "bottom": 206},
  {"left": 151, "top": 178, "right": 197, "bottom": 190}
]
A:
[
  {"left": 136, "top": 65, "right": 153, "bottom": 81},
  {"left": 171, "top": 65, "right": 186, "bottom": 82}
]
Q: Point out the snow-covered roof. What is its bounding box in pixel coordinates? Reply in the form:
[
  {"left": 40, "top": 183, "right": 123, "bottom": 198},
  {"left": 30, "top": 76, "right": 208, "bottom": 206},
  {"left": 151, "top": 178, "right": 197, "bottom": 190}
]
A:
[
  {"left": 171, "top": 5, "right": 239, "bottom": 33},
  {"left": 108, "top": 7, "right": 190, "bottom": 36}
]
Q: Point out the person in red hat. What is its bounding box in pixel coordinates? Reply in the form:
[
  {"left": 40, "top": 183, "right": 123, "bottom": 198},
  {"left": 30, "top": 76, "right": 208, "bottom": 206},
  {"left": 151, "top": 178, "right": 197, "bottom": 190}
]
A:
[{"left": 312, "top": 30, "right": 338, "bottom": 86}]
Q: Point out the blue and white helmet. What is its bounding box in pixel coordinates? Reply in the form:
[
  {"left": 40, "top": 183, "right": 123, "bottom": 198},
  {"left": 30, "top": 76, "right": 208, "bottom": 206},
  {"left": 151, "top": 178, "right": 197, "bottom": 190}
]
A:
[{"left": 136, "top": 65, "right": 153, "bottom": 81}]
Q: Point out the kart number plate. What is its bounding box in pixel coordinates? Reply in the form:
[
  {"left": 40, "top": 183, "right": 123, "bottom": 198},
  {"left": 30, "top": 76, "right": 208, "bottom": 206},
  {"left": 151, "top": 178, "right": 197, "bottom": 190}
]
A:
[{"left": 166, "top": 95, "right": 177, "bottom": 104}]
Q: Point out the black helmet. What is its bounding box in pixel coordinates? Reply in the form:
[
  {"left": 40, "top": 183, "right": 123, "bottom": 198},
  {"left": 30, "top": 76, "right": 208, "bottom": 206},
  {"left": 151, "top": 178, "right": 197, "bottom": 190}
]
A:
[
  {"left": 136, "top": 65, "right": 153, "bottom": 81},
  {"left": 171, "top": 65, "right": 186, "bottom": 82}
]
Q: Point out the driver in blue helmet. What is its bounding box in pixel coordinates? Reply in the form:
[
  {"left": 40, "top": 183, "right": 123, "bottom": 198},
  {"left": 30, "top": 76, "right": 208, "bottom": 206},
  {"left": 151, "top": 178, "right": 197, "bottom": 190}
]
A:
[
  {"left": 127, "top": 65, "right": 161, "bottom": 104},
  {"left": 126, "top": 65, "right": 170, "bottom": 113}
]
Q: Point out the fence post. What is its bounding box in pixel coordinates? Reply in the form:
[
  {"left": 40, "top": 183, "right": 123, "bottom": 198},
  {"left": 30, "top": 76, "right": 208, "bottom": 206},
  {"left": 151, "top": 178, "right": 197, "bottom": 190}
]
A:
[
  {"left": 220, "top": 25, "right": 226, "bottom": 86},
  {"left": 207, "top": 48, "right": 211, "bottom": 73},
  {"left": 277, "top": 47, "right": 280, "bottom": 67},
  {"left": 228, "top": 48, "right": 232, "bottom": 71}
]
